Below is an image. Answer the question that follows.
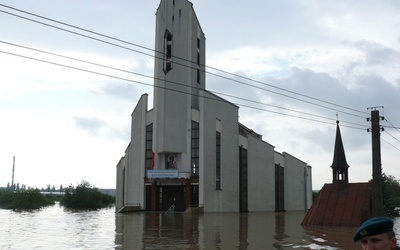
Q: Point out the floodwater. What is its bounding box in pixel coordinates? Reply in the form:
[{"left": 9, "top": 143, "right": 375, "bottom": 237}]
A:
[{"left": 1, "top": 202, "right": 399, "bottom": 249}]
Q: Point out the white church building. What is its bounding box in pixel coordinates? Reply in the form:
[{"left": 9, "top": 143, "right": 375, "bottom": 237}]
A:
[{"left": 116, "top": 0, "right": 312, "bottom": 213}]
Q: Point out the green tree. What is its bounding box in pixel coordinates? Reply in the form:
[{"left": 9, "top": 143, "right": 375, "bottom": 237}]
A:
[
  {"left": 0, "top": 189, "right": 54, "bottom": 210},
  {"left": 61, "top": 180, "right": 114, "bottom": 209},
  {"left": 12, "top": 189, "right": 54, "bottom": 210},
  {"left": 383, "top": 174, "right": 400, "bottom": 217},
  {"left": 0, "top": 190, "right": 15, "bottom": 208},
  {"left": 312, "top": 190, "right": 319, "bottom": 202}
]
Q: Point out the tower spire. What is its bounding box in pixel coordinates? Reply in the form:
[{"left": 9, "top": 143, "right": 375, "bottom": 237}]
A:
[{"left": 331, "top": 120, "right": 350, "bottom": 184}]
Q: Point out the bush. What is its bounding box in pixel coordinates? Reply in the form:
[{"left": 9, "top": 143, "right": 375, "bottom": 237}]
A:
[
  {"left": 383, "top": 174, "right": 400, "bottom": 217},
  {"left": 61, "top": 180, "right": 115, "bottom": 209},
  {"left": 0, "top": 190, "right": 15, "bottom": 208},
  {"left": 312, "top": 190, "right": 319, "bottom": 202},
  {"left": 0, "top": 189, "right": 54, "bottom": 210}
]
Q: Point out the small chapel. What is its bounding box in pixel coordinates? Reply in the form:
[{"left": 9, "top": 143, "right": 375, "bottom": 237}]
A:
[{"left": 302, "top": 121, "right": 372, "bottom": 227}]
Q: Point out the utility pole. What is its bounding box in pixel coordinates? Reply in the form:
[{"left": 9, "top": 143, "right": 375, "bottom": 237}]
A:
[
  {"left": 11, "top": 156, "right": 15, "bottom": 191},
  {"left": 367, "top": 107, "right": 384, "bottom": 217}
]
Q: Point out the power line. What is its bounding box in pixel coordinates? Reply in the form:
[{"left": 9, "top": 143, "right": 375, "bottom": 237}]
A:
[
  {"left": 381, "top": 137, "right": 400, "bottom": 152},
  {"left": 0, "top": 40, "right": 339, "bottom": 124},
  {"left": 206, "top": 69, "right": 367, "bottom": 119},
  {"left": 0, "top": 4, "right": 369, "bottom": 119},
  {"left": 207, "top": 66, "right": 367, "bottom": 116},
  {"left": 0, "top": 48, "right": 369, "bottom": 130},
  {"left": 0, "top": 4, "right": 154, "bottom": 53},
  {"left": 1, "top": 40, "right": 370, "bottom": 129},
  {"left": 384, "top": 130, "right": 400, "bottom": 144},
  {"left": 383, "top": 118, "right": 400, "bottom": 133},
  {"left": 0, "top": 9, "right": 154, "bottom": 58}
]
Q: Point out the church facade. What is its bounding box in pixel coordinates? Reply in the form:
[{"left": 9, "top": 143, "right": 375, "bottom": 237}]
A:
[{"left": 115, "top": 0, "right": 312, "bottom": 213}]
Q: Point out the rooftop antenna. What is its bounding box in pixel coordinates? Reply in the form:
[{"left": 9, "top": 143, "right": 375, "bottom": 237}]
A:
[{"left": 11, "top": 156, "right": 15, "bottom": 189}]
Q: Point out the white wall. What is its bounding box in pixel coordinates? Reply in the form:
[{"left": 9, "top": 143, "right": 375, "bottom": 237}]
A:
[
  {"left": 115, "top": 156, "right": 125, "bottom": 211},
  {"left": 283, "top": 152, "right": 308, "bottom": 211},
  {"left": 246, "top": 136, "right": 275, "bottom": 211},
  {"left": 201, "top": 90, "right": 239, "bottom": 212},
  {"left": 116, "top": 94, "right": 148, "bottom": 210}
]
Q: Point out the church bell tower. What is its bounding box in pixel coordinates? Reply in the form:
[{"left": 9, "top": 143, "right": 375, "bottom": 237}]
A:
[{"left": 331, "top": 120, "right": 350, "bottom": 185}]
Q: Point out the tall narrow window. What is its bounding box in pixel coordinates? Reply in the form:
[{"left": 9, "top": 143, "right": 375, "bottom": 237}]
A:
[
  {"left": 191, "top": 121, "right": 199, "bottom": 176},
  {"left": 145, "top": 124, "right": 153, "bottom": 170},
  {"left": 164, "top": 31, "right": 173, "bottom": 73},
  {"left": 216, "top": 131, "right": 221, "bottom": 190},
  {"left": 239, "top": 146, "right": 248, "bottom": 212},
  {"left": 275, "top": 164, "right": 285, "bottom": 212},
  {"left": 196, "top": 38, "right": 200, "bottom": 84},
  {"left": 122, "top": 168, "right": 125, "bottom": 205}
]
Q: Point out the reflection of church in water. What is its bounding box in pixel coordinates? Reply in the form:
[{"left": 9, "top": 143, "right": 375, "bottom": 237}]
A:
[{"left": 115, "top": 0, "right": 312, "bottom": 213}]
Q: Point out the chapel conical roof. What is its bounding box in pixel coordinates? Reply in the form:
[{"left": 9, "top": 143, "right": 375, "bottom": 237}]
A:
[{"left": 330, "top": 121, "right": 350, "bottom": 170}]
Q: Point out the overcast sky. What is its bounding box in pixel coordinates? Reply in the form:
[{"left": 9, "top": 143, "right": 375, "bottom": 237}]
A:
[{"left": 0, "top": 0, "right": 399, "bottom": 190}]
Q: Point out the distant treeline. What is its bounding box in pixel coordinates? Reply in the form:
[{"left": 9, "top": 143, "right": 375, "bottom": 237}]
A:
[
  {"left": 5, "top": 183, "right": 67, "bottom": 193},
  {"left": 0, "top": 180, "right": 115, "bottom": 211},
  {"left": 3, "top": 183, "right": 115, "bottom": 196}
]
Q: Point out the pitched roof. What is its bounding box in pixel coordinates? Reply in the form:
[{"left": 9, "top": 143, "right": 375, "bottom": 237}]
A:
[{"left": 302, "top": 182, "right": 371, "bottom": 227}]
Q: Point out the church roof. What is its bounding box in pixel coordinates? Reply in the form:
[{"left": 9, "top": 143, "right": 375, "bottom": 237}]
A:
[{"left": 302, "top": 182, "right": 371, "bottom": 227}]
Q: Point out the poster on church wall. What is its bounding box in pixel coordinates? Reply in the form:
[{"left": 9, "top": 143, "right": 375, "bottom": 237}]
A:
[
  {"left": 166, "top": 154, "right": 177, "bottom": 170},
  {"left": 147, "top": 169, "right": 178, "bottom": 179}
]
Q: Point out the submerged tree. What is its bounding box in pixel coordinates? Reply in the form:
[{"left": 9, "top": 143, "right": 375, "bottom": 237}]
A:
[
  {"left": 61, "top": 180, "right": 114, "bottom": 209},
  {"left": 0, "top": 189, "right": 54, "bottom": 210}
]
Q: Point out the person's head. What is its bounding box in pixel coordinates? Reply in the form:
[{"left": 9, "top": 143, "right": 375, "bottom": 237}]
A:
[{"left": 353, "top": 217, "right": 398, "bottom": 250}]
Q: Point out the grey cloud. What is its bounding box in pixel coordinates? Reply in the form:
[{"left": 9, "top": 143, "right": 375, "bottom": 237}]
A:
[
  {"left": 261, "top": 68, "right": 355, "bottom": 115},
  {"left": 353, "top": 74, "right": 400, "bottom": 109},
  {"left": 207, "top": 71, "right": 262, "bottom": 106},
  {"left": 74, "top": 116, "right": 129, "bottom": 140},
  {"left": 74, "top": 116, "right": 107, "bottom": 135},
  {"left": 107, "top": 127, "right": 130, "bottom": 141},
  {"left": 252, "top": 67, "right": 399, "bottom": 152},
  {"left": 286, "top": 67, "right": 343, "bottom": 94},
  {"left": 338, "top": 40, "right": 400, "bottom": 88},
  {"left": 198, "top": 1, "right": 322, "bottom": 52},
  {"left": 94, "top": 82, "right": 141, "bottom": 101},
  {"left": 266, "top": 67, "right": 399, "bottom": 117},
  {"left": 352, "top": 40, "right": 400, "bottom": 65}
]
